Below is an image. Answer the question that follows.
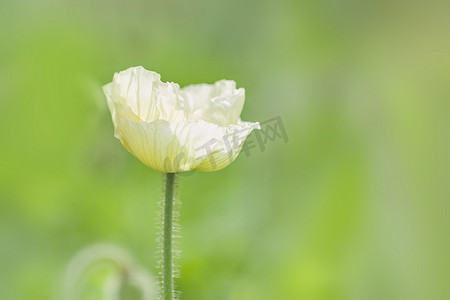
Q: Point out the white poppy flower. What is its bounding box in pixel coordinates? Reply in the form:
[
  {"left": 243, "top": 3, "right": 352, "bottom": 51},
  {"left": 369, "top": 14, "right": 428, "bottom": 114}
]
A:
[{"left": 103, "top": 66, "right": 260, "bottom": 173}]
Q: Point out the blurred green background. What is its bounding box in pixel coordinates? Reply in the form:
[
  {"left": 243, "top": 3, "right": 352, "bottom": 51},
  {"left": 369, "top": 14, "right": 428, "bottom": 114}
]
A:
[{"left": 1, "top": 0, "right": 449, "bottom": 299}]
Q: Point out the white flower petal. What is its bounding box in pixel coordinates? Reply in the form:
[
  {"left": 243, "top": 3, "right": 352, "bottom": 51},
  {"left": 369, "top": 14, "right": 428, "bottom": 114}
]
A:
[
  {"left": 104, "top": 82, "right": 142, "bottom": 129},
  {"left": 182, "top": 80, "right": 245, "bottom": 126},
  {"left": 114, "top": 117, "right": 226, "bottom": 173},
  {"left": 109, "top": 66, "right": 187, "bottom": 123},
  {"left": 194, "top": 121, "right": 260, "bottom": 172},
  {"left": 180, "top": 83, "right": 214, "bottom": 112}
]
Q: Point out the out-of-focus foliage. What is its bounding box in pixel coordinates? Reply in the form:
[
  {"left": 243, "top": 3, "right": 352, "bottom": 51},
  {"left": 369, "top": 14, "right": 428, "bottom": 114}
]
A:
[{"left": 0, "top": 0, "right": 449, "bottom": 299}]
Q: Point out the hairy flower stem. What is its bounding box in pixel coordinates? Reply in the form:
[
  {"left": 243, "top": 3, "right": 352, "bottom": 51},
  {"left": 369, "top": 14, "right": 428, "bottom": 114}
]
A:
[{"left": 162, "top": 173, "right": 176, "bottom": 300}]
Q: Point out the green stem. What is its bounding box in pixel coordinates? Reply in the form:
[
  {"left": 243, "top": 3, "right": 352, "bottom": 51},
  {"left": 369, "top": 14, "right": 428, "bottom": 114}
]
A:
[{"left": 163, "top": 173, "right": 176, "bottom": 300}]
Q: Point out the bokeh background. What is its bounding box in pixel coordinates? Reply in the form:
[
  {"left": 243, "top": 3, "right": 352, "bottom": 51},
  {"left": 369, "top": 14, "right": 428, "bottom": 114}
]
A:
[{"left": 1, "top": 0, "right": 449, "bottom": 299}]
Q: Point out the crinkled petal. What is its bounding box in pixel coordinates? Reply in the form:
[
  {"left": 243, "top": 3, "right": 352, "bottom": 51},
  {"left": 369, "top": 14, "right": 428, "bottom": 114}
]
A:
[
  {"left": 114, "top": 117, "right": 226, "bottom": 173},
  {"left": 194, "top": 121, "right": 261, "bottom": 172},
  {"left": 182, "top": 80, "right": 244, "bottom": 126},
  {"left": 180, "top": 83, "right": 214, "bottom": 113},
  {"left": 104, "top": 82, "right": 142, "bottom": 130},
  {"left": 108, "top": 66, "right": 187, "bottom": 123},
  {"left": 192, "top": 89, "right": 244, "bottom": 127}
]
